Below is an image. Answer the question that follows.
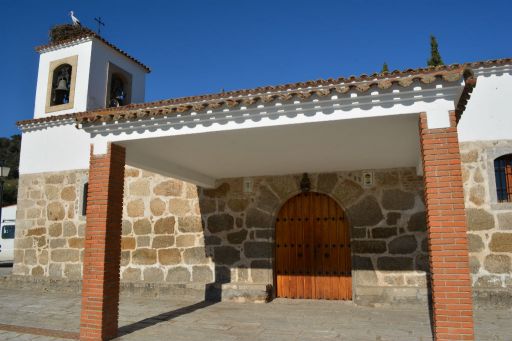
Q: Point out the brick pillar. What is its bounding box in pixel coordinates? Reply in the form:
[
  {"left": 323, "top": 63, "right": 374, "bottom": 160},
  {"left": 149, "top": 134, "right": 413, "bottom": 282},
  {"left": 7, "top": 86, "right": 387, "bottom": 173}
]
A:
[
  {"left": 419, "top": 112, "right": 474, "bottom": 341},
  {"left": 80, "top": 144, "right": 125, "bottom": 341}
]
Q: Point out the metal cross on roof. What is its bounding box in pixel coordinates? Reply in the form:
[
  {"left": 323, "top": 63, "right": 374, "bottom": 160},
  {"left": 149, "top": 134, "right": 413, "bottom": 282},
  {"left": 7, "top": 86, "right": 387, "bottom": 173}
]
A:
[{"left": 94, "top": 16, "right": 105, "bottom": 34}]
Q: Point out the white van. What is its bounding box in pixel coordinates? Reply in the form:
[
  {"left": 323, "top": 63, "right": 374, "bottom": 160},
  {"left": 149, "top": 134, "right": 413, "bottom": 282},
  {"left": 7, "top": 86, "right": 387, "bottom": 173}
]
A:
[{"left": 0, "top": 205, "right": 16, "bottom": 264}]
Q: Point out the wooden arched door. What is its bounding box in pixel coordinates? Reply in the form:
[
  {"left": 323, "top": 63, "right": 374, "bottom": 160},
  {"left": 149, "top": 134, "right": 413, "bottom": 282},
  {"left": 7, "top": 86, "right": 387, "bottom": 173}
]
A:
[{"left": 275, "top": 192, "right": 352, "bottom": 300}]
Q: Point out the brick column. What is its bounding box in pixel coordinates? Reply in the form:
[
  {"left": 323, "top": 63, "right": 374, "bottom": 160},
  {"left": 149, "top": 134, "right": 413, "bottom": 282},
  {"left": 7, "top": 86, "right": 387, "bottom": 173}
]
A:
[
  {"left": 80, "top": 144, "right": 126, "bottom": 341},
  {"left": 419, "top": 112, "right": 474, "bottom": 341}
]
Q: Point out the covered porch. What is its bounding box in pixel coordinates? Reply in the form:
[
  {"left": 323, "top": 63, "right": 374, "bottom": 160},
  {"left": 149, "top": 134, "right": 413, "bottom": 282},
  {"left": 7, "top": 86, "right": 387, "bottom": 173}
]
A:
[{"left": 77, "top": 68, "right": 476, "bottom": 340}]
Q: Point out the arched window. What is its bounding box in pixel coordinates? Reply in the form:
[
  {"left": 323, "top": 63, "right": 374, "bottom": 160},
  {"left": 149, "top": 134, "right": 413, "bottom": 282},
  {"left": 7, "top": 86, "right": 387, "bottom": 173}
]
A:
[
  {"left": 494, "top": 154, "right": 512, "bottom": 202},
  {"left": 50, "top": 63, "right": 72, "bottom": 106},
  {"left": 45, "top": 55, "right": 77, "bottom": 113}
]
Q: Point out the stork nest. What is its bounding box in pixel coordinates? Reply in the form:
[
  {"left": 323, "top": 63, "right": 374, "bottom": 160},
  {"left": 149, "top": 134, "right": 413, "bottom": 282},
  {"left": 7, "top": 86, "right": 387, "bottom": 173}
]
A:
[{"left": 49, "top": 24, "right": 93, "bottom": 44}]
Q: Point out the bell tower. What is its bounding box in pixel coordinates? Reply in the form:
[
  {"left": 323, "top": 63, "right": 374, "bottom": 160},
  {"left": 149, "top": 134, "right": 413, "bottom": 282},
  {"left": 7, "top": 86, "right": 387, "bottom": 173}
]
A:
[{"left": 33, "top": 24, "right": 150, "bottom": 119}]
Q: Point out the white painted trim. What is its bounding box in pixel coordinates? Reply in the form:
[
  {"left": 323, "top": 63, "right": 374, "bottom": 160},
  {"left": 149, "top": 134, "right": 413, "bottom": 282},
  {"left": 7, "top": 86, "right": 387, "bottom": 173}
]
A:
[
  {"left": 18, "top": 118, "right": 77, "bottom": 132},
  {"left": 38, "top": 36, "right": 149, "bottom": 74},
  {"left": 37, "top": 37, "right": 94, "bottom": 54},
  {"left": 81, "top": 83, "right": 461, "bottom": 139},
  {"left": 472, "top": 64, "right": 512, "bottom": 77}
]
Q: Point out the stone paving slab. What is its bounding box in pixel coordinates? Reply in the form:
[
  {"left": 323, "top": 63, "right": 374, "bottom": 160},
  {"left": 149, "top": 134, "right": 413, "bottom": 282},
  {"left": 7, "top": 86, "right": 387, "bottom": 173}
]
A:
[
  {"left": 0, "top": 288, "right": 510, "bottom": 340},
  {"left": 0, "top": 324, "right": 78, "bottom": 340}
]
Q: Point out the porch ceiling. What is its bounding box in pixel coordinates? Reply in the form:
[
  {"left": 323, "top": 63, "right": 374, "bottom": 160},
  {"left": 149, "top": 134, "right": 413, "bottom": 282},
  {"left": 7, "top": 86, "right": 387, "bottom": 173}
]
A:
[{"left": 118, "top": 114, "right": 421, "bottom": 187}]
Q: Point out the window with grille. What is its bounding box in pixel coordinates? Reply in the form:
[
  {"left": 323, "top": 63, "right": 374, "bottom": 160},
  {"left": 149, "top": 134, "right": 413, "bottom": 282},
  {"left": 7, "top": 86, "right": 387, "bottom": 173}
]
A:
[{"left": 494, "top": 154, "right": 512, "bottom": 202}]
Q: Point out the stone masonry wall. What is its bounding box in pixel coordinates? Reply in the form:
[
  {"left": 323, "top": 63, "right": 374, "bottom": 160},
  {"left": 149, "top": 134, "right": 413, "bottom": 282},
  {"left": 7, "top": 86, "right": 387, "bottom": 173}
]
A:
[
  {"left": 14, "top": 167, "right": 428, "bottom": 303},
  {"left": 197, "top": 167, "right": 428, "bottom": 296},
  {"left": 14, "top": 171, "right": 88, "bottom": 278},
  {"left": 460, "top": 140, "right": 512, "bottom": 302}
]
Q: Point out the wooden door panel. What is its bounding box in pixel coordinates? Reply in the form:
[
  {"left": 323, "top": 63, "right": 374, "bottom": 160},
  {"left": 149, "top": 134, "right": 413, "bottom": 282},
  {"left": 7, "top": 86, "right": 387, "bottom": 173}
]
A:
[
  {"left": 319, "top": 194, "right": 330, "bottom": 299},
  {"left": 275, "top": 192, "right": 352, "bottom": 300},
  {"left": 282, "top": 201, "right": 291, "bottom": 299},
  {"left": 328, "top": 197, "right": 340, "bottom": 300},
  {"left": 289, "top": 198, "right": 298, "bottom": 298},
  {"left": 295, "top": 195, "right": 305, "bottom": 299},
  {"left": 302, "top": 194, "right": 314, "bottom": 299}
]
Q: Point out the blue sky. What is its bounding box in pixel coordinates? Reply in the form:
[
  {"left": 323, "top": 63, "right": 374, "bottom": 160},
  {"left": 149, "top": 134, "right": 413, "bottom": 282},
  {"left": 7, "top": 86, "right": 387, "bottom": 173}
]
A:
[{"left": 0, "top": 0, "right": 510, "bottom": 137}]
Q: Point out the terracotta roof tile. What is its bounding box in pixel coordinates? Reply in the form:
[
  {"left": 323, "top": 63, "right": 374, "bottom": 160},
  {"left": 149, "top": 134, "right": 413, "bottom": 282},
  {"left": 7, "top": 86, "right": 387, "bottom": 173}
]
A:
[
  {"left": 35, "top": 28, "right": 150, "bottom": 73},
  {"left": 74, "top": 71, "right": 463, "bottom": 124},
  {"left": 16, "top": 113, "right": 76, "bottom": 127},
  {"left": 17, "top": 58, "right": 511, "bottom": 128},
  {"left": 455, "top": 69, "right": 477, "bottom": 123}
]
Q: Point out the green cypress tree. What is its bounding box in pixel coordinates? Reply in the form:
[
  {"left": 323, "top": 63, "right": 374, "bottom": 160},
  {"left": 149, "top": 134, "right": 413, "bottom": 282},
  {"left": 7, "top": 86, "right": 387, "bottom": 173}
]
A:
[
  {"left": 427, "top": 35, "right": 444, "bottom": 66},
  {"left": 381, "top": 62, "right": 389, "bottom": 73}
]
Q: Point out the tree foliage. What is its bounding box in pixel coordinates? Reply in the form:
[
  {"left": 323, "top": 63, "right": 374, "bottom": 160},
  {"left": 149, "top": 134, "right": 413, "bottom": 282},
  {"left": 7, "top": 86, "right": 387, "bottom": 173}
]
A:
[
  {"left": 0, "top": 135, "right": 21, "bottom": 206},
  {"left": 381, "top": 62, "right": 389, "bottom": 73},
  {"left": 427, "top": 35, "right": 444, "bottom": 67}
]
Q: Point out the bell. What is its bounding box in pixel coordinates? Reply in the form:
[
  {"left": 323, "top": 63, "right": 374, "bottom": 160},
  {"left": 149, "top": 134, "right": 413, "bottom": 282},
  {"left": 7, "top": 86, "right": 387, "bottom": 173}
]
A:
[{"left": 55, "top": 78, "right": 69, "bottom": 91}]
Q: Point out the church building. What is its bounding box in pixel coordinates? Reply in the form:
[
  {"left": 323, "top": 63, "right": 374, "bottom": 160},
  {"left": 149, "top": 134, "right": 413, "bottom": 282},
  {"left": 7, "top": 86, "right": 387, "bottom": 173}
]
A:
[{"left": 12, "top": 24, "right": 512, "bottom": 341}]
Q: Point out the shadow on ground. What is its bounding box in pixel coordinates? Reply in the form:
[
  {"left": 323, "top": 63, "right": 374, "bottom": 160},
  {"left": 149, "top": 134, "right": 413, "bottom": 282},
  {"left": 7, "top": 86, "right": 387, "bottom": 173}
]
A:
[{"left": 118, "top": 300, "right": 217, "bottom": 337}]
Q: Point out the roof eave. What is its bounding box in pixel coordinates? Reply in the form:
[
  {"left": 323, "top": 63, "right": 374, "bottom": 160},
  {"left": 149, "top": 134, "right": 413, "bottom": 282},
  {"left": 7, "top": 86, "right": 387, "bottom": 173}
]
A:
[
  {"left": 34, "top": 35, "right": 151, "bottom": 73},
  {"left": 17, "top": 58, "right": 511, "bottom": 129},
  {"left": 455, "top": 69, "right": 478, "bottom": 124}
]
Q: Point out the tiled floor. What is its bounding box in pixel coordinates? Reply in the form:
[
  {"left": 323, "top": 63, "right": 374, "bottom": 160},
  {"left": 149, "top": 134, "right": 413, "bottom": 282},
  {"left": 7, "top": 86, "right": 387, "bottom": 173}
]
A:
[{"left": 0, "top": 288, "right": 510, "bottom": 340}]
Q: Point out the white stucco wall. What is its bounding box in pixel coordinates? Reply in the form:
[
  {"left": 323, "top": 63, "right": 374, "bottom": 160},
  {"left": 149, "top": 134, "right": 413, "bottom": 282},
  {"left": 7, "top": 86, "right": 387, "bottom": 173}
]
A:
[
  {"left": 24, "top": 36, "right": 148, "bottom": 174},
  {"left": 19, "top": 123, "right": 91, "bottom": 175},
  {"left": 24, "top": 60, "right": 511, "bottom": 178},
  {"left": 458, "top": 69, "right": 512, "bottom": 142},
  {"left": 87, "top": 39, "right": 146, "bottom": 110},
  {"left": 23, "top": 76, "right": 461, "bottom": 177},
  {"left": 33, "top": 40, "right": 93, "bottom": 118},
  {"left": 33, "top": 38, "right": 146, "bottom": 118}
]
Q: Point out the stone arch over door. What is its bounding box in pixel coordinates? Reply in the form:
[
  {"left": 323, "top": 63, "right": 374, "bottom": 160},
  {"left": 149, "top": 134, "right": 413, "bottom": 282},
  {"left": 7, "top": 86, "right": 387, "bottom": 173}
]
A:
[
  {"left": 247, "top": 173, "right": 366, "bottom": 292},
  {"left": 274, "top": 192, "right": 352, "bottom": 300},
  {"left": 198, "top": 170, "right": 426, "bottom": 303},
  {"left": 248, "top": 171, "right": 427, "bottom": 304}
]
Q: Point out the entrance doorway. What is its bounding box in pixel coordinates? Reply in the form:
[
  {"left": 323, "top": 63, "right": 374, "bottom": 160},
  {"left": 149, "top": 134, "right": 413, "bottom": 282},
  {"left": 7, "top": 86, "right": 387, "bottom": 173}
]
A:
[{"left": 275, "top": 192, "right": 352, "bottom": 300}]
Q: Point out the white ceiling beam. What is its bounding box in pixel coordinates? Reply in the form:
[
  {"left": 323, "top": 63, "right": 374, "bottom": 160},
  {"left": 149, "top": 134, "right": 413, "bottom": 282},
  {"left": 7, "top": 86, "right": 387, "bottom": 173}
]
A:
[{"left": 124, "top": 147, "right": 217, "bottom": 188}]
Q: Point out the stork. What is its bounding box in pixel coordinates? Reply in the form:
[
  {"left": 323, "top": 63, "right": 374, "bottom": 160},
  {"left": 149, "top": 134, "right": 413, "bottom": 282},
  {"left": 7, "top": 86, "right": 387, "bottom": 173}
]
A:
[{"left": 69, "top": 11, "right": 81, "bottom": 26}]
